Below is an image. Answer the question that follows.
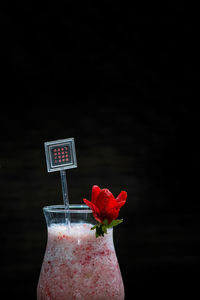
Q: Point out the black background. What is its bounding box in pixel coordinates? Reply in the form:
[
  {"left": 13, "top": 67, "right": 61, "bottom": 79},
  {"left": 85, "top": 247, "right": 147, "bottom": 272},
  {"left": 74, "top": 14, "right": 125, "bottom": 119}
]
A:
[{"left": 0, "top": 2, "right": 200, "bottom": 299}]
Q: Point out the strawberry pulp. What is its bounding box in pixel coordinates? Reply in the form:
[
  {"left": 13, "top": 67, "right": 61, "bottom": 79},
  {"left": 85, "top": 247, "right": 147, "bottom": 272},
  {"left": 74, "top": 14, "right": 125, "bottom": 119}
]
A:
[{"left": 37, "top": 223, "right": 124, "bottom": 300}]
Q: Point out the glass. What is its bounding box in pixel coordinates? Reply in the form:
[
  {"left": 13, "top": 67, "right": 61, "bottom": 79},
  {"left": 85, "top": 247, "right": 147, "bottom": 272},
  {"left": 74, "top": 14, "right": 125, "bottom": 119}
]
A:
[{"left": 37, "top": 205, "right": 124, "bottom": 300}]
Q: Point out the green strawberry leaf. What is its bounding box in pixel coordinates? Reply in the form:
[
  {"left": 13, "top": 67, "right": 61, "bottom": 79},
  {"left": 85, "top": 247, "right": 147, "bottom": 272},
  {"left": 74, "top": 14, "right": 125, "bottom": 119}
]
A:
[
  {"left": 91, "top": 225, "right": 97, "bottom": 230},
  {"left": 107, "top": 219, "right": 123, "bottom": 228},
  {"left": 103, "top": 219, "right": 109, "bottom": 225},
  {"left": 102, "top": 225, "right": 107, "bottom": 234},
  {"left": 91, "top": 218, "right": 123, "bottom": 238},
  {"left": 95, "top": 225, "right": 105, "bottom": 237}
]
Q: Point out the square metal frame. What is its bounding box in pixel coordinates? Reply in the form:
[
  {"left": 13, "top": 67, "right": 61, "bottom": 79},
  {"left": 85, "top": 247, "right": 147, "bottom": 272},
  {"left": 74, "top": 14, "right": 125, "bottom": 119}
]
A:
[{"left": 44, "top": 138, "right": 77, "bottom": 172}]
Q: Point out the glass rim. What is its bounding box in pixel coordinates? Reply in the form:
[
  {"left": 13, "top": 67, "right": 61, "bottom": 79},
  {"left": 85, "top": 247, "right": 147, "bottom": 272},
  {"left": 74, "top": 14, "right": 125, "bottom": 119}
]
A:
[{"left": 43, "top": 204, "right": 92, "bottom": 213}]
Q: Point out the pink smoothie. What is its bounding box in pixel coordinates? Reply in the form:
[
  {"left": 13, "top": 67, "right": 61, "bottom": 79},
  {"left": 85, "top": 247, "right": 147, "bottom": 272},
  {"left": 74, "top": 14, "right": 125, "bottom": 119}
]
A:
[{"left": 37, "top": 223, "right": 124, "bottom": 300}]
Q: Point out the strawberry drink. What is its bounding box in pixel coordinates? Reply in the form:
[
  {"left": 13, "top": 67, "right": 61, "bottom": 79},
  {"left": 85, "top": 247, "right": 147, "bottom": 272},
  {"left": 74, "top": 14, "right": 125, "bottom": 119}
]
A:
[
  {"left": 37, "top": 186, "right": 127, "bottom": 300},
  {"left": 37, "top": 221, "right": 124, "bottom": 300}
]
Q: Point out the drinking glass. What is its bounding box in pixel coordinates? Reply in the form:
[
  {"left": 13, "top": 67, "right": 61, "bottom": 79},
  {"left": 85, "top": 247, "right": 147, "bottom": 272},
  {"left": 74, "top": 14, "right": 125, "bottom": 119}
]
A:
[{"left": 37, "top": 205, "right": 124, "bottom": 300}]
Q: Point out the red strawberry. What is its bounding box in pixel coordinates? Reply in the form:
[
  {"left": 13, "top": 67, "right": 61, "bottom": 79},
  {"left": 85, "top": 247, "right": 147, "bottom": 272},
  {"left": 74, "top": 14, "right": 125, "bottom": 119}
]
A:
[{"left": 83, "top": 185, "right": 127, "bottom": 224}]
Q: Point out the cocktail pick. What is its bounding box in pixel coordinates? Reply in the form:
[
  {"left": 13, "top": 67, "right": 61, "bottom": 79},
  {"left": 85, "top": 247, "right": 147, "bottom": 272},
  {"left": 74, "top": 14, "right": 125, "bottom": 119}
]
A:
[{"left": 44, "top": 137, "right": 77, "bottom": 225}]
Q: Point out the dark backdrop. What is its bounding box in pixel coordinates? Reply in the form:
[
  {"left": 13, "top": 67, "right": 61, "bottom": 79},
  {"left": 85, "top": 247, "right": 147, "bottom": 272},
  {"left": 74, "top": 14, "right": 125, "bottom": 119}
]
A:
[{"left": 0, "top": 2, "right": 200, "bottom": 300}]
